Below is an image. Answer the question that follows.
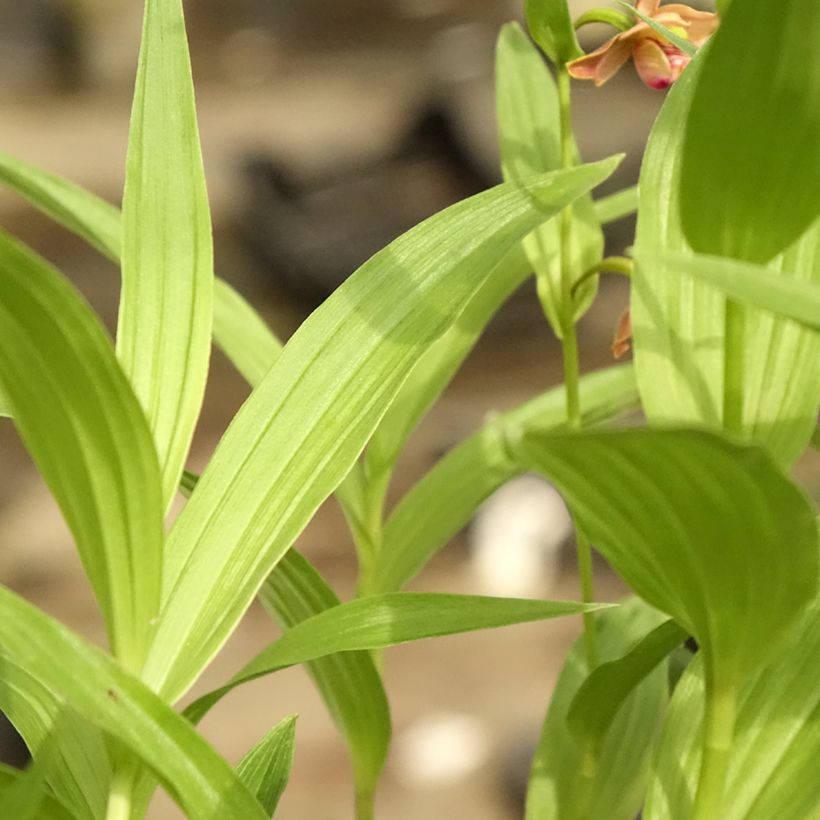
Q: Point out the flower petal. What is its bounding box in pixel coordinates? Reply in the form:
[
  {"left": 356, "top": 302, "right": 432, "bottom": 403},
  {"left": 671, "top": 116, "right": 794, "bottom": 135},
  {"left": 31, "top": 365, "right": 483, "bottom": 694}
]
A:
[
  {"left": 636, "top": 0, "right": 661, "bottom": 14},
  {"left": 657, "top": 5, "right": 719, "bottom": 43},
  {"left": 633, "top": 38, "right": 675, "bottom": 89},
  {"left": 568, "top": 34, "right": 636, "bottom": 86}
]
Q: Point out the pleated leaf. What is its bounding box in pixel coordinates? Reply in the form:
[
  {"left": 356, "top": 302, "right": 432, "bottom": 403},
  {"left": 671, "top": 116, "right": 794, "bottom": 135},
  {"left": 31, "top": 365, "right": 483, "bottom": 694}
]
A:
[
  {"left": 0, "top": 231, "right": 163, "bottom": 672},
  {"left": 0, "top": 586, "right": 267, "bottom": 819},
  {"left": 680, "top": 0, "right": 820, "bottom": 263},
  {"left": 633, "top": 54, "right": 820, "bottom": 466},
  {"left": 185, "top": 593, "right": 604, "bottom": 724},
  {"left": 119, "top": 0, "right": 213, "bottom": 508},
  {"left": 375, "top": 364, "right": 638, "bottom": 593},
  {"left": 497, "top": 22, "right": 602, "bottom": 337},
  {"left": 139, "top": 159, "right": 621, "bottom": 702},
  {"left": 646, "top": 599, "right": 820, "bottom": 819},
  {"left": 236, "top": 716, "right": 296, "bottom": 816},
  {"left": 517, "top": 429, "right": 818, "bottom": 698},
  {"left": 526, "top": 598, "right": 670, "bottom": 820}
]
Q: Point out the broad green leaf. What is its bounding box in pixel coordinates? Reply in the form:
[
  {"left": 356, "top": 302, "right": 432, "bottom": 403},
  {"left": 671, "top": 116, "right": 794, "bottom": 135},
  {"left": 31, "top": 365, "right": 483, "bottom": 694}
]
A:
[
  {"left": 259, "top": 550, "right": 390, "bottom": 806},
  {"left": 680, "top": 1, "right": 820, "bottom": 263},
  {"left": 593, "top": 185, "right": 638, "bottom": 226},
  {"left": 184, "top": 593, "right": 606, "bottom": 723},
  {"left": 0, "top": 668, "right": 109, "bottom": 820},
  {"left": 526, "top": 598, "right": 670, "bottom": 820},
  {"left": 236, "top": 716, "right": 296, "bottom": 816},
  {"left": 518, "top": 430, "right": 818, "bottom": 695},
  {"left": 646, "top": 599, "right": 820, "bottom": 819},
  {"left": 375, "top": 364, "right": 638, "bottom": 593},
  {"left": 567, "top": 618, "right": 688, "bottom": 754},
  {"left": 0, "top": 586, "right": 267, "bottom": 820},
  {"left": 119, "top": 0, "right": 213, "bottom": 508},
  {"left": 0, "top": 764, "right": 76, "bottom": 820},
  {"left": 639, "top": 250, "right": 820, "bottom": 332},
  {"left": 496, "top": 22, "right": 603, "bottom": 338},
  {"left": 140, "top": 159, "right": 621, "bottom": 702},
  {"left": 633, "top": 53, "right": 820, "bottom": 466},
  {"left": 0, "top": 150, "right": 278, "bottom": 392},
  {"left": 524, "top": 0, "right": 583, "bottom": 64},
  {"left": 0, "top": 231, "right": 163, "bottom": 672}
]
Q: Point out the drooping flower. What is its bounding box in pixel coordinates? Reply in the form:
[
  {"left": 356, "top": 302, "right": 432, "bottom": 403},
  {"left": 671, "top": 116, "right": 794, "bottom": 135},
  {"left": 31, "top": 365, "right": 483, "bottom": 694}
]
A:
[
  {"left": 568, "top": 1, "right": 718, "bottom": 90},
  {"left": 612, "top": 308, "right": 632, "bottom": 359}
]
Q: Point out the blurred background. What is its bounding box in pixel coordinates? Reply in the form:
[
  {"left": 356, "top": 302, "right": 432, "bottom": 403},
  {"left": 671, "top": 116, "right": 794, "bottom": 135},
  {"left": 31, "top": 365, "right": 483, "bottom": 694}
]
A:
[{"left": 1, "top": 1, "right": 799, "bottom": 819}]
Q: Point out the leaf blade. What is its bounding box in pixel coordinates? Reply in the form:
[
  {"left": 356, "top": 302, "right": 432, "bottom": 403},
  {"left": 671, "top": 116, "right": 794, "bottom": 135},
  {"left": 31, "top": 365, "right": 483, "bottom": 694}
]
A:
[{"left": 236, "top": 716, "right": 296, "bottom": 816}]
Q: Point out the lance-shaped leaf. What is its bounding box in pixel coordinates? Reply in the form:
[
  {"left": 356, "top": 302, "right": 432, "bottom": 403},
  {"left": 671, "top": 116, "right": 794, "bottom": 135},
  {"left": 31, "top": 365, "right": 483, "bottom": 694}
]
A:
[
  {"left": 119, "top": 0, "right": 213, "bottom": 508},
  {"left": 0, "top": 586, "right": 267, "bottom": 819},
  {"left": 375, "top": 364, "right": 638, "bottom": 593},
  {"left": 646, "top": 599, "right": 820, "bottom": 819},
  {"left": 0, "top": 231, "right": 163, "bottom": 672},
  {"left": 236, "top": 716, "right": 296, "bottom": 816},
  {"left": 184, "top": 593, "right": 605, "bottom": 723},
  {"left": 526, "top": 598, "right": 670, "bottom": 820},
  {"left": 0, "top": 764, "right": 76, "bottom": 820},
  {"left": 140, "top": 159, "right": 621, "bottom": 702},
  {"left": 524, "top": 0, "right": 583, "bottom": 64},
  {"left": 633, "top": 53, "right": 820, "bottom": 466},
  {"left": 639, "top": 250, "right": 820, "bottom": 332},
  {"left": 517, "top": 430, "right": 818, "bottom": 694},
  {"left": 680, "top": 0, "right": 820, "bottom": 263},
  {"left": 497, "top": 22, "right": 602, "bottom": 338}
]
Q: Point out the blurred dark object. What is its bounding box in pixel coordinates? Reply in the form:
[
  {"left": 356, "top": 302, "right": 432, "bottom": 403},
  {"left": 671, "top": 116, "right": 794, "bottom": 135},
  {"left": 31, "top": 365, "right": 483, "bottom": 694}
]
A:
[
  {"left": 0, "top": 711, "right": 29, "bottom": 769},
  {"left": 239, "top": 103, "right": 496, "bottom": 304}
]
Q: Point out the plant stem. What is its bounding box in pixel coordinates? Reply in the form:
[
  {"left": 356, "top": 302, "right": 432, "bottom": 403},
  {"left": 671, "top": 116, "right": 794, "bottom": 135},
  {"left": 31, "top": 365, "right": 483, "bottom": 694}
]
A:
[
  {"left": 554, "top": 65, "right": 599, "bottom": 671},
  {"left": 105, "top": 764, "right": 136, "bottom": 820},
  {"left": 693, "top": 678, "right": 737, "bottom": 820},
  {"left": 723, "top": 299, "right": 745, "bottom": 436},
  {"left": 356, "top": 786, "right": 376, "bottom": 820}
]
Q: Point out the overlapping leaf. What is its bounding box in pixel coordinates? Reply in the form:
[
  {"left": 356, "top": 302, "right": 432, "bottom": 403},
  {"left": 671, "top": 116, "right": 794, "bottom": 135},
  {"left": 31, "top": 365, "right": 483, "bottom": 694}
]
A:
[
  {"left": 139, "top": 159, "right": 621, "bottom": 702},
  {"left": 0, "top": 764, "right": 76, "bottom": 820},
  {"left": 236, "top": 716, "right": 296, "bottom": 816},
  {"left": 119, "top": 0, "right": 213, "bottom": 508},
  {"left": 0, "top": 231, "right": 163, "bottom": 672},
  {"left": 524, "top": 0, "right": 582, "bottom": 64},
  {"left": 632, "top": 54, "right": 820, "bottom": 466}
]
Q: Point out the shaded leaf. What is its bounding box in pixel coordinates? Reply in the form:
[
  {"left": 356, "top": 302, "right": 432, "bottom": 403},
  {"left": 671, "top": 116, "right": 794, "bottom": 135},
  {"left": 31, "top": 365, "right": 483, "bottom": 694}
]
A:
[
  {"left": 236, "top": 716, "right": 296, "bottom": 816},
  {"left": 524, "top": 0, "right": 583, "bottom": 63},
  {"left": 0, "top": 763, "right": 76, "bottom": 820}
]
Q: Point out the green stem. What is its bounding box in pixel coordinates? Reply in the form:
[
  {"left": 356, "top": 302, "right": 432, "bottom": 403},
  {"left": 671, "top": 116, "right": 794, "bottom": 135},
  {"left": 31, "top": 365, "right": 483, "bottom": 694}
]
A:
[
  {"left": 571, "top": 255, "right": 634, "bottom": 300},
  {"left": 105, "top": 763, "right": 137, "bottom": 820},
  {"left": 556, "top": 64, "right": 598, "bottom": 670},
  {"left": 723, "top": 299, "right": 745, "bottom": 436},
  {"left": 693, "top": 679, "right": 737, "bottom": 820},
  {"left": 355, "top": 786, "right": 376, "bottom": 820}
]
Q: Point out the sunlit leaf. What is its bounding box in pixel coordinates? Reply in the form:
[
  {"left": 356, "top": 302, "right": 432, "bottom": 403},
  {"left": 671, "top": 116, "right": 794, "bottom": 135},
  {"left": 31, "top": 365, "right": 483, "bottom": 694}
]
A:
[
  {"left": 633, "top": 53, "right": 820, "bottom": 466},
  {"left": 497, "top": 22, "right": 603, "bottom": 337},
  {"left": 526, "top": 598, "right": 670, "bottom": 820},
  {"left": 119, "top": 0, "right": 213, "bottom": 508},
  {"left": 236, "top": 716, "right": 296, "bottom": 816},
  {"left": 0, "top": 586, "right": 267, "bottom": 819},
  {"left": 140, "top": 159, "right": 621, "bottom": 703},
  {"left": 375, "top": 364, "right": 638, "bottom": 593},
  {"left": 680, "top": 0, "right": 820, "bottom": 263},
  {"left": 0, "top": 231, "right": 163, "bottom": 672}
]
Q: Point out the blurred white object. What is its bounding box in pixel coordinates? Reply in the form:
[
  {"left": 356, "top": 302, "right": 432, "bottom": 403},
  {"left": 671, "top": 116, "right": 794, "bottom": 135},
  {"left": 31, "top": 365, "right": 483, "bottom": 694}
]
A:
[
  {"left": 391, "top": 712, "right": 492, "bottom": 787},
  {"left": 470, "top": 475, "right": 572, "bottom": 597}
]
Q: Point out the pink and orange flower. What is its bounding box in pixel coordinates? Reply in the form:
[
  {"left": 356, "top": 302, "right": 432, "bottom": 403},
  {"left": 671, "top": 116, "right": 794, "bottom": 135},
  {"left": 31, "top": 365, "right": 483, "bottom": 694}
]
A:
[{"left": 568, "top": 0, "right": 718, "bottom": 90}]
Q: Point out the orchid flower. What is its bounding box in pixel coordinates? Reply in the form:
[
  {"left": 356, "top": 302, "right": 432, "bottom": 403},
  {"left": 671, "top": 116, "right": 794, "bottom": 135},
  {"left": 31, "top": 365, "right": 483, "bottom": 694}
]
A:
[{"left": 568, "top": 0, "right": 718, "bottom": 89}]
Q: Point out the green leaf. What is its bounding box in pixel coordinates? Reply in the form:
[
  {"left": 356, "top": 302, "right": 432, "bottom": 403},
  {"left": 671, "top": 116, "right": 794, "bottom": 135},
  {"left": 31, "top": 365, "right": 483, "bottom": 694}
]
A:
[
  {"left": 0, "top": 668, "right": 109, "bottom": 820},
  {"left": 593, "top": 185, "right": 638, "bottom": 225},
  {"left": 119, "top": 0, "right": 213, "bottom": 508},
  {"left": 633, "top": 52, "right": 820, "bottom": 466},
  {"left": 259, "top": 550, "right": 390, "bottom": 806},
  {"left": 375, "top": 364, "right": 638, "bottom": 593},
  {"left": 236, "top": 716, "right": 296, "bottom": 816},
  {"left": 567, "top": 618, "right": 688, "bottom": 754},
  {"left": 0, "top": 764, "right": 77, "bottom": 820},
  {"left": 0, "top": 231, "right": 163, "bottom": 672},
  {"left": 185, "top": 593, "right": 606, "bottom": 723},
  {"left": 496, "top": 22, "right": 603, "bottom": 337},
  {"left": 646, "top": 599, "right": 820, "bottom": 819},
  {"left": 517, "top": 429, "right": 818, "bottom": 694},
  {"left": 638, "top": 249, "right": 820, "bottom": 332},
  {"left": 526, "top": 598, "right": 670, "bottom": 820},
  {"left": 0, "top": 586, "right": 267, "bottom": 820},
  {"left": 140, "top": 159, "right": 621, "bottom": 703},
  {"left": 525, "top": 0, "right": 583, "bottom": 63},
  {"left": 680, "top": 1, "right": 820, "bottom": 263}
]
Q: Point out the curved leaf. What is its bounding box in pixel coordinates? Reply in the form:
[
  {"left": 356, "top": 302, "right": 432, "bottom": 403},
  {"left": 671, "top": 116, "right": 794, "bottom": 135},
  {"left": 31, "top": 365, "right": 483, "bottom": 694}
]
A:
[
  {"left": 185, "top": 593, "right": 605, "bottom": 724},
  {"left": 140, "top": 159, "right": 621, "bottom": 702},
  {"left": 375, "top": 364, "right": 638, "bottom": 593},
  {"left": 0, "top": 586, "right": 267, "bottom": 820},
  {"left": 524, "top": 0, "right": 583, "bottom": 63},
  {"left": 236, "top": 716, "right": 296, "bottom": 816},
  {"left": 0, "top": 231, "right": 163, "bottom": 672}
]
